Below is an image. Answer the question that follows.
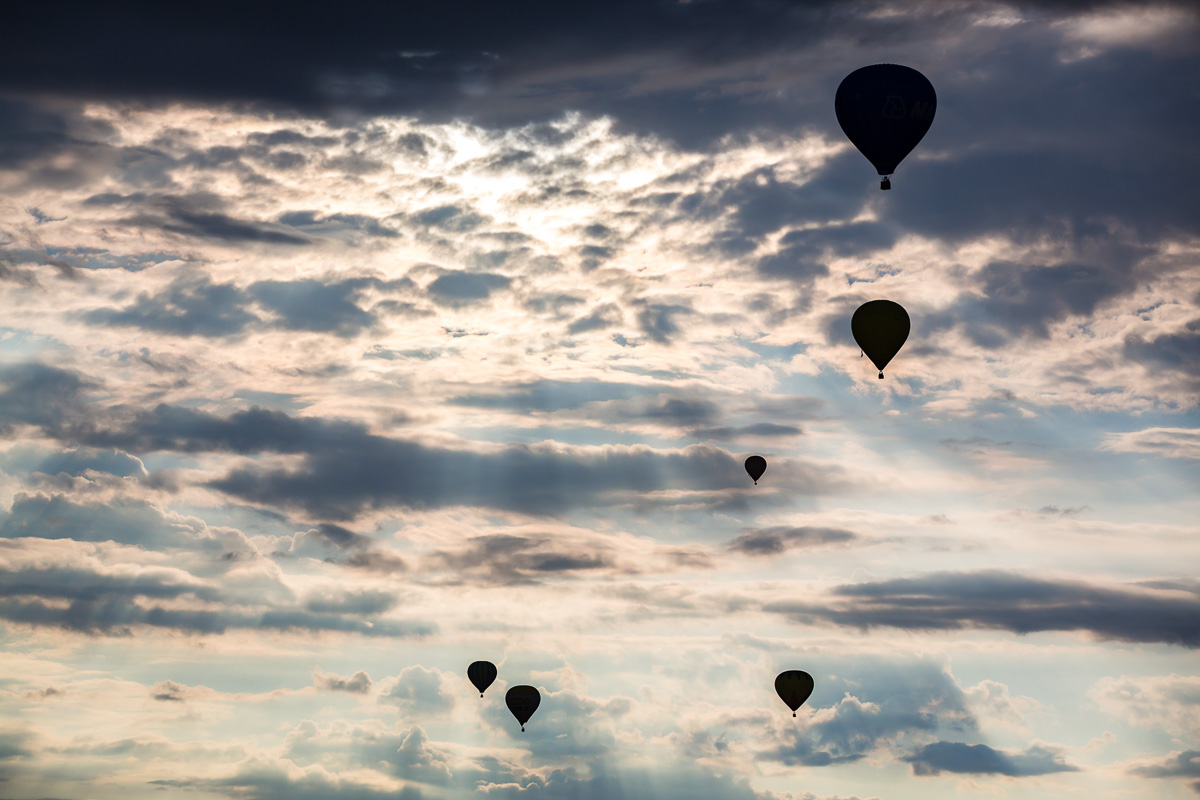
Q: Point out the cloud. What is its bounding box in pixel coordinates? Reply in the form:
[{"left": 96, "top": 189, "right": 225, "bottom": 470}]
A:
[
  {"left": 634, "top": 300, "right": 693, "bottom": 344},
  {"left": 0, "top": 539, "right": 433, "bottom": 638},
  {"left": 83, "top": 275, "right": 260, "bottom": 337},
  {"left": 91, "top": 192, "right": 311, "bottom": 245},
  {"left": 207, "top": 429, "right": 815, "bottom": 519},
  {"left": 425, "top": 270, "right": 511, "bottom": 306},
  {"left": 905, "top": 741, "right": 1079, "bottom": 777},
  {"left": 314, "top": 669, "right": 373, "bottom": 694},
  {"left": 86, "top": 275, "right": 412, "bottom": 339},
  {"left": 764, "top": 571, "right": 1200, "bottom": 647},
  {"left": 163, "top": 760, "right": 425, "bottom": 800},
  {"left": 1091, "top": 674, "right": 1200, "bottom": 739},
  {"left": 380, "top": 666, "right": 455, "bottom": 715},
  {"left": 567, "top": 302, "right": 624, "bottom": 334},
  {"left": 728, "top": 526, "right": 858, "bottom": 556},
  {"left": 1123, "top": 321, "right": 1200, "bottom": 392},
  {"left": 247, "top": 277, "right": 395, "bottom": 336},
  {"left": 1129, "top": 750, "right": 1200, "bottom": 794}
]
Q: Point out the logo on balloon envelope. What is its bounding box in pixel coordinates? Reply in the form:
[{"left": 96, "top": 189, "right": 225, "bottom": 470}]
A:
[{"left": 882, "top": 95, "right": 907, "bottom": 119}]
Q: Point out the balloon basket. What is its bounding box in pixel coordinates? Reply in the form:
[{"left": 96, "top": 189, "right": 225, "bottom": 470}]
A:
[
  {"left": 878, "top": 372, "right": 884, "bottom": 379},
  {"left": 880, "top": 177, "right": 891, "bottom": 190}
]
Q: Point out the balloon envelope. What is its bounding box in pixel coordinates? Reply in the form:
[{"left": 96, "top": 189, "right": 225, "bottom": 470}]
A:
[
  {"left": 835, "top": 64, "right": 936, "bottom": 183},
  {"left": 775, "top": 670, "right": 815, "bottom": 717},
  {"left": 467, "top": 661, "right": 497, "bottom": 697},
  {"left": 851, "top": 300, "right": 910, "bottom": 378},
  {"left": 745, "top": 455, "right": 767, "bottom": 484},
  {"left": 505, "top": 685, "right": 541, "bottom": 731}
]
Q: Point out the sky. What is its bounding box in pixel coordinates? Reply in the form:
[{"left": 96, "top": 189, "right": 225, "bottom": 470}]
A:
[{"left": 0, "top": 1, "right": 1198, "bottom": 798}]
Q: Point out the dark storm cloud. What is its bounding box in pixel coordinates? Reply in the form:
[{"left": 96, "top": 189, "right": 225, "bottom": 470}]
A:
[
  {"left": 159, "top": 767, "right": 424, "bottom": 800},
  {"left": 693, "top": 423, "right": 803, "bottom": 440},
  {"left": 567, "top": 302, "right": 623, "bottom": 334},
  {"left": 758, "top": 220, "right": 896, "bottom": 284},
  {"left": 0, "top": 2, "right": 860, "bottom": 148},
  {"left": 343, "top": 551, "right": 410, "bottom": 574},
  {"left": 208, "top": 435, "right": 757, "bottom": 520},
  {"left": 0, "top": 562, "right": 433, "bottom": 638},
  {"left": 410, "top": 205, "right": 487, "bottom": 233},
  {"left": 905, "top": 742, "right": 1079, "bottom": 777},
  {"left": 307, "top": 523, "right": 373, "bottom": 550},
  {"left": 85, "top": 275, "right": 412, "bottom": 338},
  {"left": 0, "top": 362, "right": 94, "bottom": 436},
  {"left": 728, "top": 526, "right": 858, "bottom": 556},
  {"left": 0, "top": 98, "right": 81, "bottom": 167},
  {"left": 35, "top": 448, "right": 144, "bottom": 479},
  {"left": 933, "top": 259, "right": 1144, "bottom": 348},
  {"left": 449, "top": 379, "right": 644, "bottom": 412},
  {"left": 0, "top": 245, "right": 80, "bottom": 283},
  {"left": 89, "top": 192, "right": 311, "bottom": 245},
  {"left": 248, "top": 277, "right": 395, "bottom": 336},
  {"left": 887, "top": 45, "right": 1200, "bottom": 245},
  {"left": 0, "top": 494, "right": 197, "bottom": 549},
  {"left": 79, "top": 404, "right": 370, "bottom": 455},
  {"left": 635, "top": 300, "right": 693, "bottom": 344},
  {"left": 425, "top": 270, "right": 510, "bottom": 306},
  {"left": 304, "top": 587, "right": 398, "bottom": 616},
  {"left": 764, "top": 571, "right": 1200, "bottom": 647},
  {"left": 84, "top": 275, "right": 260, "bottom": 337},
  {"left": 314, "top": 670, "right": 373, "bottom": 694},
  {"left": 426, "top": 534, "right": 618, "bottom": 585},
  {"left": 1124, "top": 318, "right": 1200, "bottom": 391},
  {"left": 276, "top": 211, "right": 401, "bottom": 240},
  {"left": 1130, "top": 750, "right": 1200, "bottom": 795},
  {"left": 0, "top": 364, "right": 829, "bottom": 519}
]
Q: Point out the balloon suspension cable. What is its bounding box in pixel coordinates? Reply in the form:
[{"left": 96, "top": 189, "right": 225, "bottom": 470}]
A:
[{"left": 878, "top": 372, "right": 885, "bottom": 379}]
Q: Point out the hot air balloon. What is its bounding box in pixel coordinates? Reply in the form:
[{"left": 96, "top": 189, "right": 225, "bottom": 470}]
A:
[
  {"left": 835, "top": 64, "right": 936, "bottom": 189},
  {"left": 467, "top": 661, "right": 497, "bottom": 698},
  {"left": 745, "top": 455, "right": 767, "bottom": 485},
  {"left": 851, "top": 300, "right": 910, "bottom": 379},
  {"left": 775, "top": 670, "right": 815, "bottom": 717},
  {"left": 506, "top": 685, "right": 540, "bottom": 732}
]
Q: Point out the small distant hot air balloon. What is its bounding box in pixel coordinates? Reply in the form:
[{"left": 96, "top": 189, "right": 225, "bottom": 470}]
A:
[
  {"left": 852, "top": 300, "right": 910, "bottom": 379},
  {"left": 775, "top": 670, "right": 815, "bottom": 717},
  {"left": 835, "top": 64, "right": 936, "bottom": 189},
  {"left": 467, "top": 661, "right": 497, "bottom": 698},
  {"left": 506, "top": 685, "right": 540, "bottom": 732},
  {"left": 745, "top": 455, "right": 767, "bottom": 485}
]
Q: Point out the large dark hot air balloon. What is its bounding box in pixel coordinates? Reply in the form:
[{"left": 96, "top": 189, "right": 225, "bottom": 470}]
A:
[
  {"left": 467, "top": 661, "right": 497, "bottom": 698},
  {"left": 505, "top": 685, "right": 540, "bottom": 732},
  {"left": 745, "top": 455, "right": 767, "bottom": 485},
  {"left": 835, "top": 64, "right": 936, "bottom": 189},
  {"left": 852, "top": 300, "right": 910, "bottom": 379},
  {"left": 775, "top": 670, "right": 815, "bottom": 717}
]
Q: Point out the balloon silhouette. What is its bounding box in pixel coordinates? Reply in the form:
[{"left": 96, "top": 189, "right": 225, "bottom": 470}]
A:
[
  {"left": 775, "top": 670, "right": 815, "bottom": 717},
  {"left": 835, "top": 64, "right": 936, "bottom": 189},
  {"left": 851, "top": 300, "right": 910, "bottom": 379},
  {"left": 467, "top": 661, "right": 497, "bottom": 698},
  {"left": 505, "top": 685, "right": 540, "bottom": 732},
  {"left": 745, "top": 455, "right": 767, "bottom": 485}
]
